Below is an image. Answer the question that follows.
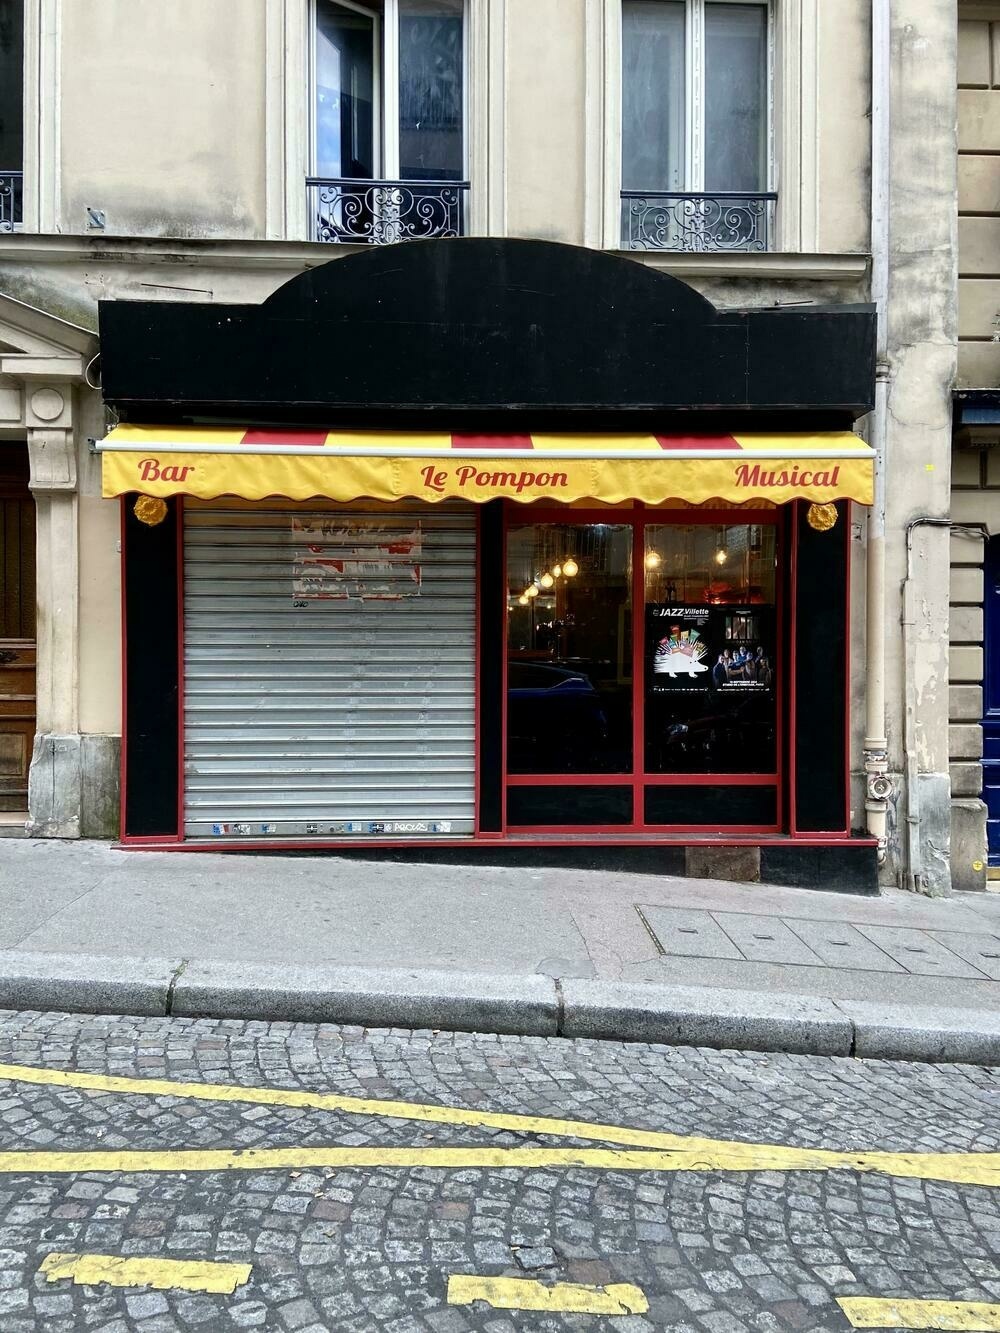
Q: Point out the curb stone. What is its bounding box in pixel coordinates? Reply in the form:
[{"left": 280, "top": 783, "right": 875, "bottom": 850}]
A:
[
  {"left": 170, "top": 960, "right": 560, "bottom": 1036},
  {"left": 558, "top": 978, "right": 853, "bottom": 1056},
  {"left": 0, "top": 950, "right": 180, "bottom": 1019},
  {"left": 0, "top": 950, "right": 999, "bottom": 1065}
]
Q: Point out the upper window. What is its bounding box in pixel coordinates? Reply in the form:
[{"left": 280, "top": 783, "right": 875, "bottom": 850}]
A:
[
  {"left": 310, "top": 0, "right": 468, "bottom": 244},
  {"left": 0, "top": 0, "right": 22, "bottom": 232},
  {"left": 620, "top": 0, "right": 773, "bottom": 252}
]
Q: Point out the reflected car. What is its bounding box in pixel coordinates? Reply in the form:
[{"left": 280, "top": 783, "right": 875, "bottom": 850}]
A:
[{"left": 507, "top": 663, "right": 608, "bottom": 770}]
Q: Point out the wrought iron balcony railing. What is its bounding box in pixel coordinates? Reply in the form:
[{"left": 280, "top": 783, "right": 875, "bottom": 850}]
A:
[
  {"left": 308, "top": 177, "right": 469, "bottom": 245},
  {"left": 0, "top": 171, "right": 22, "bottom": 233},
  {"left": 621, "top": 191, "right": 777, "bottom": 253}
]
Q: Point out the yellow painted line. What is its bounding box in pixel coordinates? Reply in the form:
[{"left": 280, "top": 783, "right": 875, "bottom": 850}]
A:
[
  {"left": 0, "top": 1060, "right": 703, "bottom": 1152},
  {"left": 447, "top": 1275, "right": 648, "bottom": 1315},
  {"left": 1, "top": 1142, "right": 1000, "bottom": 1188},
  {"left": 3, "top": 1062, "right": 1000, "bottom": 1189},
  {"left": 838, "top": 1297, "right": 1000, "bottom": 1330},
  {"left": 39, "top": 1252, "right": 252, "bottom": 1295}
]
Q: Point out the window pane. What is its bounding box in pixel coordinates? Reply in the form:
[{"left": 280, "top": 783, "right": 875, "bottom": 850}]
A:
[
  {"left": 507, "top": 525, "right": 632, "bottom": 775},
  {"left": 705, "top": 3, "right": 767, "bottom": 192},
  {"left": 622, "top": 1, "right": 685, "bottom": 191},
  {"left": 399, "top": 0, "right": 464, "bottom": 181},
  {"left": 0, "top": 0, "right": 23, "bottom": 170},
  {"left": 315, "top": 0, "right": 376, "bottom": 179},
  {"left": 644, "top": 523, "right": 777, "bottom": 774}
]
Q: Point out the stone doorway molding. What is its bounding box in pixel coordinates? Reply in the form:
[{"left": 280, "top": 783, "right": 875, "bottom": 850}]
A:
[{"left": 0, "top": 292, "right": 102, "bottom": 837}]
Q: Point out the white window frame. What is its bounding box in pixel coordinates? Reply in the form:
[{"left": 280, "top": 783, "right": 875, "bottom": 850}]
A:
[
  {"left": 268, "top": 0, "right": 503, "bottom": 241},
  {"left": 587, "top": 0, "right": 818, "bottom": 254}
]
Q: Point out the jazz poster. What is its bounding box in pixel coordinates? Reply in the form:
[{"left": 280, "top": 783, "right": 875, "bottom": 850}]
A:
[{"left": 645, "top": 604, "right": 775, "bottom": 694}]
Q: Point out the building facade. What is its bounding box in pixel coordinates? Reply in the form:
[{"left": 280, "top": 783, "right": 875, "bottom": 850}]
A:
[{"left": 0, "top": 0, "right": 967, "bottom": 892}]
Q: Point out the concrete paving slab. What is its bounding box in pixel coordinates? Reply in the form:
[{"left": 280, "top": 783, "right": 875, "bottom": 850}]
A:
[
  {"left": 636, "top": 906, "right": 744, "bottom": 959},
  {"left": 851, "top": 924, "right": 989, "bottom": 979},
  {"left": 0, "top": 950, "right": 177, "bottom": 1017},
  {"left": 560, "top": 978, "right": 853, "bottom": 1055},
  {"left": 839, "top": 999, "right": 1000, "bottom": 1064},
  {"left": 171, "top": 960, "right": 561, "bottom": 1036},
  {"left": 710, "top": 912, "right": 825, "bottom": 965},
  {"left": 926, "top": 929, "right": 1000, "bottom": 980},
  {"left": 0, "top": 841, "right": 112, "bottom": 949},
  {"left": 783, "top": 920, "right": 905, "bottom": 973},
  {"left": 14, "top": 863, "right": 593, "bottom": 975},
  {"left": 618, "top": 954, "right": 1000, "bottom": 1007}
]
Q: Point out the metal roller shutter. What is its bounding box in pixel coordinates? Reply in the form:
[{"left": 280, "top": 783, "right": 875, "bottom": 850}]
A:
[{"left": 183, "top": 500, "right": 477, "bottom": 839}]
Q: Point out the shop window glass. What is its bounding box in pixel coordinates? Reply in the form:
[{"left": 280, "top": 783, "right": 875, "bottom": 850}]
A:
[
  {"left": 507, "top": 524, "right": 632, "bottom": 774},
  {"left": 643, "top": 523, "right": 777, "bottom": 774}
]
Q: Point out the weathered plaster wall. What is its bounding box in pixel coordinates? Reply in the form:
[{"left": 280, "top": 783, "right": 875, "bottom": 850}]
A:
[
  {"left": 77, "top": 388, "right": 121, "bottom": 739},
  {"left": 57, "top": 0, "right": 267, "bottom": 239},
  {"left": 817, "top": 0, "right": 872, "bottom": 254},
  {"left": 881, "top": 2, "right": 958, "bottom": 893},
  {"left": 505, "top": 0, "right": 586, "bottom": 243}
]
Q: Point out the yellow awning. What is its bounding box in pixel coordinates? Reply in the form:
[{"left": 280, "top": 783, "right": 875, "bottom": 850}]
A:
[{"left": 99, "top": 426, "right": 874, "bottom": 507}]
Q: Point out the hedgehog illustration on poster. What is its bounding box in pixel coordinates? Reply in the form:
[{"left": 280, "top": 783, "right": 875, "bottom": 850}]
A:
[{"left": 653, "top": 627, "right": 709, "bottom": 679}]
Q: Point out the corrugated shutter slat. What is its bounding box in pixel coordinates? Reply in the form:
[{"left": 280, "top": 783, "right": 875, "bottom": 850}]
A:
[{"left": 183, "top": 501, "right": 476, "bottom": 838}]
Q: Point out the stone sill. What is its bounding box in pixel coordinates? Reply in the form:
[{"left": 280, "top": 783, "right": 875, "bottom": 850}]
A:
[{"left": 0, "top": 232, "right": 870, "bottom": 284}]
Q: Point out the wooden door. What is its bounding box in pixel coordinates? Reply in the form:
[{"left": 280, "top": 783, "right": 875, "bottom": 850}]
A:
[{"left": 0, "top": 450, "right": 35, "bottom": 811}]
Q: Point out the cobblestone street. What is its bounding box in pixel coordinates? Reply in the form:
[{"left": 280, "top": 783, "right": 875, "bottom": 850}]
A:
[{"left": 0, "top": 1010, "right": 998, "bottom": 1332}]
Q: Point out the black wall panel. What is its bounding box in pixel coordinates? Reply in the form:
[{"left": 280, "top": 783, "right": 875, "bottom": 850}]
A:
[
  {"left": 793, "top": 501, "right": 849, "bottom": 831},
  {"left": 122, "top": 500, "right": 179, "bottom": 838}
]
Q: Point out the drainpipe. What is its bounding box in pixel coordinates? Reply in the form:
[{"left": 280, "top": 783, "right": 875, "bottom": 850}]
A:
[{"left": 864, "top": 0, "right": 891, "bottom": 865}]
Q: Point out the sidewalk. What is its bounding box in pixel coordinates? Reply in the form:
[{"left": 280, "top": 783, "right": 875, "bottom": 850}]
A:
[{"left": 2, "top": 838, "right": 1000, "bottom": 1063}]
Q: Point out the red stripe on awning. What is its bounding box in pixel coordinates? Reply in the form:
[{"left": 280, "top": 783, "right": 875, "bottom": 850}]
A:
[
  {"left": 451, "top": 434, "right": 534, "bottom": 450},
  {"left": 655, "top": 435, "right": 742, "bottom": 451},
  {"left": 241, "top": 430, "right": 329, "bottom": 446}
]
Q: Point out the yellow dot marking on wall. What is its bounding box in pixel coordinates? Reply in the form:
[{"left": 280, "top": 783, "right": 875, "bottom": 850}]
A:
[
  {"left": 838, "top": 1297, "right": 1000, "bottom": 1330},
  {"left": 39, "top": 1252, "right": 252, "bottom": 1295},
  {"left": 447, "top": 1275, "right": 649, "bottom": 1316},
  {"left": 2, "top": 1062, "right": 1000, "bottom": 1189}
]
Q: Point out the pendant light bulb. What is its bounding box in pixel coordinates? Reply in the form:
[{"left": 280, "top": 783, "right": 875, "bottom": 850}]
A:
[
  {"left": 552, "top": 564, "right": 562, "bottom": 578},
  {"left": 525, "top": 584, "right": 539, "bottom": 598},
  {"left": 715, "top": 548, "right": 727, "bottom": 566},
  {"left": 563, "top": 557, "right": 579, "bottom": 577},
  {"left": 517, "top": 594, "right": 529, "bottom": 606},
  {"left": 539, "top": 571, "right": 554, "bottom": 589},
  {"left": 644, "top": 550, "right": 661, "bottom": 570}
]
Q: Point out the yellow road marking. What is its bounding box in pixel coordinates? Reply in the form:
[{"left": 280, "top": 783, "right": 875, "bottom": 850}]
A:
[
  {"left": 39, "top": 1252, "right": 252, "bottom": 1295},
  {"left": 838, "top": 1297, "right": 1000, "bottom": 1330},
  {"left": 0, "top": 1142, "right": 999, "bottom": 1187},
  {"left": 0, "top": 1060, "right": 711, "bottom": 1152},
  {"left": 3, "top": 1062, "right": 1000, "bottom": 1189},
  {"left": 447, "top": 1275, "right": 648, "bottom": 1315}
]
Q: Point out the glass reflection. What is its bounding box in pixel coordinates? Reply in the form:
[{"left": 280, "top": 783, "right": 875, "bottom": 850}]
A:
[{"left": 507, "top": 525, "right": 632, "bottom": 774}]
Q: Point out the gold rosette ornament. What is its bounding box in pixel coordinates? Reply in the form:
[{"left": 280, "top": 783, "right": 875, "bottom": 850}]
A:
[
  {"left": 134, "top": 495, "right": 169, "bottom": 527},
  {"left": 806, "top": 502, "right": 838, "bottom": 532}
]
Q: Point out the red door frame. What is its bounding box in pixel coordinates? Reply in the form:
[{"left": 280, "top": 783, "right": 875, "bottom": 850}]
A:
[{"left": 501, "top": 502, "right": 785, "bottom": 836}]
